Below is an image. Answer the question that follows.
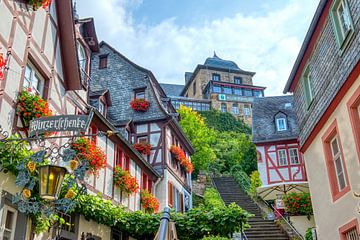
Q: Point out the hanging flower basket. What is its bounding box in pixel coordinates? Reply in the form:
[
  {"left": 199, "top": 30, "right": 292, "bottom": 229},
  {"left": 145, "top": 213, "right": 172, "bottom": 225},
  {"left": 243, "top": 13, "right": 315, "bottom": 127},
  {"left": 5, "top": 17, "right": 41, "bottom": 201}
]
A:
[
  {"left": 0, "top": 52, "right": 7, "bottom": 80},
  {"left": 141, "top": 189, "right": 159, "bottom": 214},
  {"left": 130, "top": 99, "right": 150, "bottom": 112},
  {"left": 170, "top": 145, "right": 194, "bottom": 173},
  {"left": 133, "top": 142, "right": 152, "bottom": 155},
  {"left": 71, "top": 137, "right": 107, "bottom": 175},
  {"left": 27, "top": 0, "right": 52, "bottom": 10},
  {"left": 113, "top": 166, "right": 139, "bottom": 194},
  {"left": 16, "top": 89, "right": 53, "bottom": 127}
]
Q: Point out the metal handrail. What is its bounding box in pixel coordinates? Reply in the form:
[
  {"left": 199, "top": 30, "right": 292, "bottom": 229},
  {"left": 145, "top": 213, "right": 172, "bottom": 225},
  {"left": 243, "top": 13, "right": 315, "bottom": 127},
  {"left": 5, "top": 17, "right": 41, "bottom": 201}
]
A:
[{"left": 257, "top": 197, "right": 304, "bottom": 240}]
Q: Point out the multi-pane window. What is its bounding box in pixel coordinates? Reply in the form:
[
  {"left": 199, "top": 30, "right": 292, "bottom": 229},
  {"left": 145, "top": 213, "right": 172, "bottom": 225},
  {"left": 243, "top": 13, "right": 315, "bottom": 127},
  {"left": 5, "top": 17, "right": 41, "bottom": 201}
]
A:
[
  {"left": 232, "top": 104, "right": 239, "bottom": 115},
  {"left": 278, "top": 149, "right": 288, "bottom": 166},
  {"left": 276, "top": 118, "right": 287, "bottom": 131},
  {"left": 302, "top": 66, "right": 314, "bottom": 108},
  {"left": 331, "top": 0, "right": 354, "bottom": 49},
  {"left": 213, "top": 86, "right": 221, "bottom": 93},
  {"left": 330, "top": 136, "right": 347, "bottom": 191},
  {"left": 234, "top": 77, "right": 242, "bottom": 84},
  {"left": 221, "top": 103, "right": 227, "bottom": 113},
  {"left": 212, "top": 73, "right": 220, "bottom": 81},
  {"left": 289, "top": 148, "right": 300, "bottom": 164},
  {"left": 1, "top": 205, "right": 17, "bottom": 240},
  {"left": 99, "top": 101, "right": 105, "bottom": 115},
  {"left": 244, "top": 89, "right": 253, "bottom": 97},
  {"left": 223, "top": 87, "right": 232, "bottom": 94},
  {"left": 77, "top": 43, "right": 87, "bottom": 71},
  {"left": 24, "top": 63, "right": 45, "bottom": 97},
  {"left": 243, "top": 106, "right": 250, "bottom": 116},
  {"left": 253, "top": 90, "right": 263, "bottom": 97},
  {"left": 233, "top": 88, "right": 242, "bottom": 95}
]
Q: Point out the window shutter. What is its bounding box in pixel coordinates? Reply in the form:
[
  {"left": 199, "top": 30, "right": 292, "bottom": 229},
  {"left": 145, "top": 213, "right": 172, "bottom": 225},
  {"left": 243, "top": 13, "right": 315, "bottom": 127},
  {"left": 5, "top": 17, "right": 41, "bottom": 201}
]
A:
[
  {"left": 180, "top": 193, "right": 184, "bottom": 213},
  {"left": 168, "top": 182, "right": 173, "bottom": 207}
]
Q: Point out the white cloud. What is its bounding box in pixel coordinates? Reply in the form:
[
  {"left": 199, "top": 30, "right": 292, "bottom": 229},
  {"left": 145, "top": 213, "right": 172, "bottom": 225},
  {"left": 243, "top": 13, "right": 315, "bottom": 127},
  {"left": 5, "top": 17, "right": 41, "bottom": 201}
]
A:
[{"left": 78, "top": 0, "right": 319, "bottom": 96}]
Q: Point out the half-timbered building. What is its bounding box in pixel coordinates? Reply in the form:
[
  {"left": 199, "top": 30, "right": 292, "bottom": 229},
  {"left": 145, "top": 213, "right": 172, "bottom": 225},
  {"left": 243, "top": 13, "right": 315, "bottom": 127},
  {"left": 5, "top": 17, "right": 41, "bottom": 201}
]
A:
[
  {"left": 252, "top": 96, "right": 307, "bottom": 197},
  {"left": 90, "top": 42, "right": 195, "bottom": 212}
]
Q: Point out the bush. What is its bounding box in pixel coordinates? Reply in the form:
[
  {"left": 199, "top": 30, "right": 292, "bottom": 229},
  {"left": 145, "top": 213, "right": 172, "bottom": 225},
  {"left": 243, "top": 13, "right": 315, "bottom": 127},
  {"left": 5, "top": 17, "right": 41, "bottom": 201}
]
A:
[
  {"left": 305, "top": 228, "right": 314, "bottom": 240},
  {"left": 283, "top": 192, "right": 313, "bottom": 218},
  {"left": 232, "top": 169, "right": 251, "bottom": 193},
  {"left": 249, "top": 171, "right": 261, "bottom": 198},
  {"left": 203, "top": 188, "right": 224, "bottom": 208}
]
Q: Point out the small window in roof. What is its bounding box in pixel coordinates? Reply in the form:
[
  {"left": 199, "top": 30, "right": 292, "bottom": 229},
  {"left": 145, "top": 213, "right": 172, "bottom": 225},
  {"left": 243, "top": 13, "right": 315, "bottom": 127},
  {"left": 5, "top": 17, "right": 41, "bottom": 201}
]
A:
[{"left": 276, "top": 118, "right": 287, "bottom": 131}]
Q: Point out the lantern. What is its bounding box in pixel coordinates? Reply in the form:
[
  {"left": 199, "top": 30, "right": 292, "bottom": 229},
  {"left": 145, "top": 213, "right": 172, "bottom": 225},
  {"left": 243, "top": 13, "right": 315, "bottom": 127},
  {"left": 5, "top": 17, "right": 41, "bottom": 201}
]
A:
[{"left": 38, "top": 165, "right": 67, "bottom": 201}]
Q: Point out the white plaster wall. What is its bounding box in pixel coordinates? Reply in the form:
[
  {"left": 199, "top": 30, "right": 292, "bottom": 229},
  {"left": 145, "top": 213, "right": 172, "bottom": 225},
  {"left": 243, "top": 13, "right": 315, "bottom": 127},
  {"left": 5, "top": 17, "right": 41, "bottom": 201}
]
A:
[
  {"left": 289, "top": 215, "right": 315, "bottom": 237},
  {"left": 256, "top": 146, "right": 267, "bottom": 185},
  {"left": 77, "top": 215, "right": 111, "bottom": 240}
]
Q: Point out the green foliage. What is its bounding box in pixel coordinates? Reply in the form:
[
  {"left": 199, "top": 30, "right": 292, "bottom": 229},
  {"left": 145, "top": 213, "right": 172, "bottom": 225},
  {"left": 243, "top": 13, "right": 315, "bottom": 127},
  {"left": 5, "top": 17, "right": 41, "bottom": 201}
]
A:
[
  {"left": 203, "top": 188, "right": 224, "bottom": 208},
  {"left": 305, "top": 228, "right": 314, "bottom": 240},
  {"left": 0, "top": 135, "right": 33, "bottom": 174},
  {"left": 232, "top": 169, "right": 251, "bottom": 193},
  {"left": 192, "top": 194, "right": 204, "bottom": 207},
  {"left": 249, "top": 171, "right": 262, "bottom": 198},
  {"left": 200, "top": 110, "right": 251, "bottom": 134},
  {"left": 201, "top": 236, "right": 230, "bottom": 240},
  {"left": 173, "top": 203, "right": 252, "bottom": 240},
  {"left": 178, "top": 106, "right": 217, "bottom": 174},
  {"left": 283, "top": 192, "right": 313, "bottom": 218}
]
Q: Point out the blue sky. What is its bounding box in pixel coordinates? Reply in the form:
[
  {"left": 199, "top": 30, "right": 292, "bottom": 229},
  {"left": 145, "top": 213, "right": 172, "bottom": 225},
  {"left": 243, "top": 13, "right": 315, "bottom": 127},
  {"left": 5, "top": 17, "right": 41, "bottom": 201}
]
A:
[{"left": 77, "top": 0, "right": 320, "bottom": 96}]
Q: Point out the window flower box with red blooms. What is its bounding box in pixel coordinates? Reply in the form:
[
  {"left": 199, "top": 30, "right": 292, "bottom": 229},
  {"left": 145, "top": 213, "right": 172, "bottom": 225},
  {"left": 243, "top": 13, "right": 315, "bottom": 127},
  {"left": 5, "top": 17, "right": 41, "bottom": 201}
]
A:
[
  {"left": 170, "top": 145, "right": 194, "bottom": 173},
  {"left": 140, "top": 189, "right": 159, "bottom": 214},
  {"left": 283, "top": 192, "right": 313, "bottom": 218},
  {"left": 133, "top": 142, "right": 152, "bottom": 155},
  {"left": 0, "top": 52, "right": 7, "bottom": 80},
  {"left": 113, "top": 166, "right": 139, "bottom": 195},
  {"left": 27, "top": 0, "right": 52, "bottom": 10},
  {"left": 71, "top": 137, "right": 107, "bottom": 175},
  {"left": 130, "top": 99, "right": 150, "bottom": 112},
  {"left": 16, "top": 89, "right": 53, "bottom": 127}
]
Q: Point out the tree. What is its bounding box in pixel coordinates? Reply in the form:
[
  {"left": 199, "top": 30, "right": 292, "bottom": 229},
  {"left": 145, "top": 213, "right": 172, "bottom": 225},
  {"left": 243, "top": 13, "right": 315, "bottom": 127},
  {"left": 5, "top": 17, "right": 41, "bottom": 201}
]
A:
[{"left": 178, "top": 106, "right": 217, "bottom": 175}]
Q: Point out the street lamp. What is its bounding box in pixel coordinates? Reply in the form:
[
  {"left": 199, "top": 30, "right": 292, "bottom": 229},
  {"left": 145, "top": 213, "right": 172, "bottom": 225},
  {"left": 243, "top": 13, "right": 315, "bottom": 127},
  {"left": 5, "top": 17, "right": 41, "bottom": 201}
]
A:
[{"left": 38, "top": 165, "right": 67, "bottom": 201}]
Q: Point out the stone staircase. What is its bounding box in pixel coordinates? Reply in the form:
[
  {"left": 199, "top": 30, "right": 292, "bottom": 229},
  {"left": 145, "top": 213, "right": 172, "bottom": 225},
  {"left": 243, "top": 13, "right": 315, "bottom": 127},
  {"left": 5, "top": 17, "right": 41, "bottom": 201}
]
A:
[{"left": 213, "top": 177, "right": 289, "bottom": 240}]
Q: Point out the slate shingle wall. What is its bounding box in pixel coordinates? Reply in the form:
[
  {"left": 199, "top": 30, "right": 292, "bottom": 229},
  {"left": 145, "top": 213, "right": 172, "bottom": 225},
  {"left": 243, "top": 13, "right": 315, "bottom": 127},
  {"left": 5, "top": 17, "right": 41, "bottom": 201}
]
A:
[
  {"left": 90, "top": 44, "right": 167, "bottom": 123},
  {"left": 293, "top": 1, "right": 360, "bottom": 146}
]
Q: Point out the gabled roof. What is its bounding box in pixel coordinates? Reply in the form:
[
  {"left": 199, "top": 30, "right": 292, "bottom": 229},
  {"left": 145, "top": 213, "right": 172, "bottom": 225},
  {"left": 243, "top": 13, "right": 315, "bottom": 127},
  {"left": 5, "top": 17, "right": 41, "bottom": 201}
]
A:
[
  {"left": 252, "top": 96, "right": 299, "bottom": 144},
  {"left": 160, "top": 83, "right": 184, "bottom": 97}
]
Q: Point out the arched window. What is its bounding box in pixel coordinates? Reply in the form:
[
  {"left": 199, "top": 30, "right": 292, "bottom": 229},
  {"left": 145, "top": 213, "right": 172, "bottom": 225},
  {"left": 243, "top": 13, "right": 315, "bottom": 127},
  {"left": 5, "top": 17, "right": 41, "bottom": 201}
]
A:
[
  {"left": 275, "top": 112, "right": 288, "bottom": 132},
  {"left": 77, "top": 43, "right": 87, "bottom": 71}
]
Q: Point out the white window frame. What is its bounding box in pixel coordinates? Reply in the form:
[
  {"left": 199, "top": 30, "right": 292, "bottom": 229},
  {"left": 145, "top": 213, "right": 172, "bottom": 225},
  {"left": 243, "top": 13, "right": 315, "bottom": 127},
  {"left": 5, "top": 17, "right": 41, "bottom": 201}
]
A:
[
  {"left": 289, "top": 148, "right": 300, "bottom": 165},
  {"left": 278, "top": 149, "right": 288, "bottom": 166},
  {"left": 330, "top": 136, "right": 347, "bottom": 191},
  {"left": 1, "top": 205, "right": 18, "bottom": 240},
  {"left": 77, "top": 42, "right": 87, "bottom": 72},
  {"left": 98, "top": 100, "right": 105, "bottom": 116},
  {"left": 243, "top": 106, "right": 250, "bottom": 116},
  {"left": 221, "top": 103, "right": 227, "bottom": 113},
  {"left": 24, "top": 63, "right": 45, "bottom": 97},
  {"left": 232, "top": 105, "right": 239, "bottom": 115},
  {"left": 276, "top": 118, "right": 287, "bottom": 131},
  {"left": 135, "top": 91, "right": 145, "bottom": 99}
]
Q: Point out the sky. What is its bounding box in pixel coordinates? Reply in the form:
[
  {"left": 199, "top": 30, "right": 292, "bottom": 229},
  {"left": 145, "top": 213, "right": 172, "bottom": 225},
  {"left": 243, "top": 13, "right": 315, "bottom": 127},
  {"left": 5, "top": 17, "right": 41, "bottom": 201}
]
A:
[{"left": 77, "top": 0, "right": 320, "bottom": 96}]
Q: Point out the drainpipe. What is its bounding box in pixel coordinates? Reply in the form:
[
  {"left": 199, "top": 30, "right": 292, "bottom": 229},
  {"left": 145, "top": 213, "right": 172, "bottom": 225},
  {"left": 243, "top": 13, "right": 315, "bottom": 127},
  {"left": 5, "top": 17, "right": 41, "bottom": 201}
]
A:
[{"left": 156, "top": 207, "right": 171, "bottom": 240}]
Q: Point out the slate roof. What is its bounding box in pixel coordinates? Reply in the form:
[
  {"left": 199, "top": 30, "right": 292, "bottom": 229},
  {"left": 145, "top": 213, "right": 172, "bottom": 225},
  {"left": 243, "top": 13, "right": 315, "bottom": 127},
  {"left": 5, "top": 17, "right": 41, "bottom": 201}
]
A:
[
  {"left": 204, "top": 52, "right": 242, "bottom": 71},
  {"left": 160, "top": 83, "right": 184, "bottom": 97},
  {"left": 252, "top": 95, "right": 299, "bottom": 143}
]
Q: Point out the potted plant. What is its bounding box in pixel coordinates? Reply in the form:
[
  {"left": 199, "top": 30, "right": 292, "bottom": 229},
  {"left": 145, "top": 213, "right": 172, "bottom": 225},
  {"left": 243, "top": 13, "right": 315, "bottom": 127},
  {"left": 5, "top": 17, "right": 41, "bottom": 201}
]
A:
[
  {"left": 16, "top": 88, "right": 53, "bottom": 127},
  {"left": 113, "top": 166, "right": 139, "bottom": 194},
  {"left": 71, "top": 137, "right": 107, "bottom": 175},
  {"left": 27, "top": 0, "right": 52, "bottom": 10},
  {"left": 133, "top": 142, "right": 152, "bottom": 155},
  {"left": 130, "top": 99, "right": 150, "bottom": 112},
  {"left": 170, "top": 145, "right": 194, "bottom": 173},
  {"left": 140, "top": 189, "right": 159, "bottom": 214}
]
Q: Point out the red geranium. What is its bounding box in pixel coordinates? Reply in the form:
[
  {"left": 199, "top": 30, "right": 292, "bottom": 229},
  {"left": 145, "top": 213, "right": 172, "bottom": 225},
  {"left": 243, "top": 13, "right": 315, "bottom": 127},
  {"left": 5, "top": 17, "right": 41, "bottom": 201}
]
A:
[
  {"left": 27, "top": 0, "right": 52, "bottom": 10},
  {"left": 133, "top": 142, "right": 152, "bottom": 155},
  {"left": 0, "top": 53, "right": 7, "bottom": 80},
  {"left": 283, "top": 192, "right": 313, "bottom": 218},
  {"left": 141, "top": 189, "right": 159, "bottom": 214},
  {"left": 71, "top": 137, "right": 107, "bottom": 175},
  {"left": 113, "top": 166, "right": 139, "bottom": 194},
  {"left": 130, "top": 99, "right": 150, "bottom": 112},
  {"left": 170, "top": 145, "right": 194, "bottom": 173},
  {"left": 16, "top": 89, "right": 53, "bottom": 127}
]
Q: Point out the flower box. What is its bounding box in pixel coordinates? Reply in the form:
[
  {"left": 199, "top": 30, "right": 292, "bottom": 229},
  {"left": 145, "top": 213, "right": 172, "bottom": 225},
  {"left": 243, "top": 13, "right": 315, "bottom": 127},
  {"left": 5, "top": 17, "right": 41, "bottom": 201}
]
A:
[
  {"left": 283, "top": 192, "right": 313, "bottom": 218},
  {"left": 16, "top": 89, "right": 53, "bottom": 127},
  {"left": 141, "top": 189, "right": 159, "bottom": 214},
  {"left": 133, "top": 142, "right": 152, "bottom": 155},
  {"left": 71, "top": 137, "right": 107, "bottom": 175},
  {"left": 113, "top": 166, "right": 139, "bottom": 194},
  {"left": 26, "top": 0, "right": 52, "bottom": 10},
  {"left": 130, "top": 99, "right": 150, "bottom": 112},
  {"left": 170, "top": 145, "right": 194, "bottom": 173},
  {"left": 0, "top": 52, "right": 7, "bottom": 80}
]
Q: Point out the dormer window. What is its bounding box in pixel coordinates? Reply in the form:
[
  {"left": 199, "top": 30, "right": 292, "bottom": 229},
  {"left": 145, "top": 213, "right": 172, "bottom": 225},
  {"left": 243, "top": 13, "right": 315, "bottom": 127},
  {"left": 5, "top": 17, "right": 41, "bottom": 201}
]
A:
[
  {"left": 276, "top": 118, "right": 287, "bottom": 131},
  {"left": 135, "top": 90, "right": 145, "bottom": 99},
  {"left": 212, "top": 73, "right": 220, "bottom": 81},
  {"left": 99, "top": 100, "right": 105, "bottom": 116}
]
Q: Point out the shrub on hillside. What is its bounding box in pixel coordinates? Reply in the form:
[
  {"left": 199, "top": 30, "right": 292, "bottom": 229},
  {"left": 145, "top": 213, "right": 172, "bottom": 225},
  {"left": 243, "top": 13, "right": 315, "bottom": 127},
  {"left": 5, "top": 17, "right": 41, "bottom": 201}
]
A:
[
  {"left": 203, "top": 188, "right": 224, "bottom": 208},
  {"left": 249, "top": 171, "right": 262, "bottom": 198}
]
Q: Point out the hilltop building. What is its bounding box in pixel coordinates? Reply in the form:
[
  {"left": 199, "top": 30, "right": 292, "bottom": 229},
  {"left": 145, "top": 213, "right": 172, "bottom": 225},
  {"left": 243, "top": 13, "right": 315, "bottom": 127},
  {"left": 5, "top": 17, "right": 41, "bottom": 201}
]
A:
[
  {"left": 284, "top": 0, "right": 360, "bottom": 238},
  {"left": 162, "top": 53, "right": 266, "bottom": 125}
]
